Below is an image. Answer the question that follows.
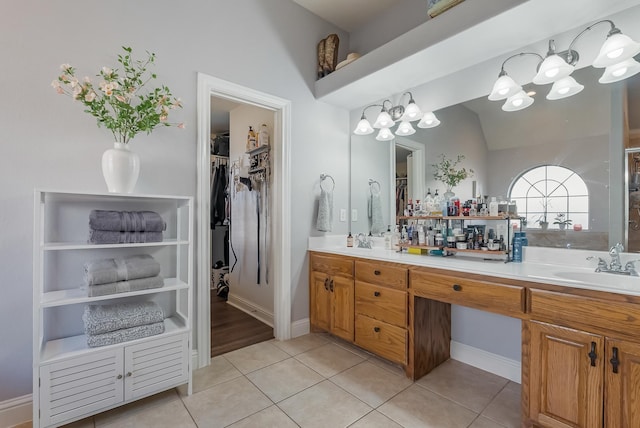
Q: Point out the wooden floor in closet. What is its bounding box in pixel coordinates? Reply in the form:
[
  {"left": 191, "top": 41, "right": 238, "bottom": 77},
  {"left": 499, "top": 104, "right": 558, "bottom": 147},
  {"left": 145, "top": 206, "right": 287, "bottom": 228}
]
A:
[{"left": 211, "top": 295, "right": 274, "bottom": 357}]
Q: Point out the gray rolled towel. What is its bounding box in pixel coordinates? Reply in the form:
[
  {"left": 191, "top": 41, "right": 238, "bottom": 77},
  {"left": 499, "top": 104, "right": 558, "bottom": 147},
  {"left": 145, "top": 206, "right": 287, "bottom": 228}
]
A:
[
  {"left": 84, "top": 254, "right": 161, "bottom": 286},
  {"left": 89, "top": 230, "right": 163, "bottom": 244},
  {"left": 316, "top": 188, "right": 333, "bottom": 232},
  {"left": 86, "top": 321, "right": 165, "bottom": 348},
  {"left": 89, "top": 210, "right": 166, "bottom": 232},
  {"left": 87, "top": 275, "right": 165, "bottom": 297},
  {"left": 82, "top": 301, "right": 164, "bottom": 335}
]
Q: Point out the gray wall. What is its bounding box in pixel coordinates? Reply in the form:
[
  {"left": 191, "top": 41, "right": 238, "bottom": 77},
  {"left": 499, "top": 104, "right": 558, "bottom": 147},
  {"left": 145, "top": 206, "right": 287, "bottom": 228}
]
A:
[{"left": 0, "top": 0, "right": 349, "bottom": 401}]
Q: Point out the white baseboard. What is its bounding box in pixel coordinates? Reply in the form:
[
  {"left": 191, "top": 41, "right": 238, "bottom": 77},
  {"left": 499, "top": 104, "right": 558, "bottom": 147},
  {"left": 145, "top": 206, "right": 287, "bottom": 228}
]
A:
[
  {"left": 450, "top": 341, "right": 521, "bottom": 384},
  {"left": 0, "top": 394, "right": 32, "bottom": 428},
  {"left": 290, "top": 318, "right": 310, "bottom": 338},
  {"left": 227, "top": 295, "right": 274, "bottom": 327}
]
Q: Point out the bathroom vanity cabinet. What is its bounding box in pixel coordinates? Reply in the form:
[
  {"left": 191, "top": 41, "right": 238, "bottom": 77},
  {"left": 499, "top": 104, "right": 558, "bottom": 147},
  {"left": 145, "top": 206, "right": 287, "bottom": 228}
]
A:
[
  {"left": 33, "top": 190, "right": 193, "bottom": 428},
  {"left": 309, "top": 253, "right": 354, "bottom": 341},
  {"left": 308, "top": 249, "right": 640, "bottom": 428}
]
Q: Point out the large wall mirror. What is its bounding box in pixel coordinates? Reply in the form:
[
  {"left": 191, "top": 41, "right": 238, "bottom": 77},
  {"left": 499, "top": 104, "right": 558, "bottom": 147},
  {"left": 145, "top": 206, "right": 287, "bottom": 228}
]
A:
[{"left": 350, "top": 65, "right": 640, "bottom": 251}]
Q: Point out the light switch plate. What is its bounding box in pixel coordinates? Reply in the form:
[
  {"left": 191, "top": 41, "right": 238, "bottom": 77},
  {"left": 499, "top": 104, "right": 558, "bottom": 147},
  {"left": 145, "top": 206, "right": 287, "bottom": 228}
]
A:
[
  {"left": 351, "top": 209, "right": 358, "bottom": 221},
  {"left": 339, "top": 209, "right": 346, "bottom": 222}
]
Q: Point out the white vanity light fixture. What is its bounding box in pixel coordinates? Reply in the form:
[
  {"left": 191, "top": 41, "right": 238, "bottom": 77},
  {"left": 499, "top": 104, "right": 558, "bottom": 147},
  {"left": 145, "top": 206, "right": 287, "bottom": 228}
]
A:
[
  {"left": 490, "top": 19, "right": 640, "bottom": 110},
  {"left": 352, "top": 92, "right": 441, "bottom": 138},
  {"left": 502, "top": 90, "right": 534, "bottom": 112}
]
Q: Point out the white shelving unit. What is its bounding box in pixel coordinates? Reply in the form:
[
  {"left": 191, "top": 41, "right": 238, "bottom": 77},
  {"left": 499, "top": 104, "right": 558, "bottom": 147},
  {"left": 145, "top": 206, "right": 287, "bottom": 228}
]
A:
[{"left": 32, "top": 190, "right": 193, "bottom": 428}]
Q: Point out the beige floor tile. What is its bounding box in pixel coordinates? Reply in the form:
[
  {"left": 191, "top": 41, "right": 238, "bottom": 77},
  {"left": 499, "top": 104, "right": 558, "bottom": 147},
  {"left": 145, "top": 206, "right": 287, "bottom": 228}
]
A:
[
  {"left": 348, "top": 410, "right": 403, "bottom": 427},
  {"left": 331, "top": 361, "right": 412, "bottom": 407},
  {"left": 416, "top": 359, "right": 508, "bottom": 412},
  {"left": 378, "top": 384, "right": 478, "bottom": 428},
  {"left": 62, "top": 417, "right": 95, "bottom": 427},
  {"left": 278, "top": 380, "right": 372, "bottom": 428},
  {"left": 368, "top": 355, "right": 408, "bottom": 377},
  {"left": 330, "top": 337, "right": 374, "bottom": 360},
  {"left": 295, "top": 343, "right": 365, "bottom": 377},
  {"left": 94, "top": 389, "right": 180, "bottom": 427},
  {"left": 181, "top": 376, "right": 271, "bottom": 428},
  {"left": 10, "top": 422, "right": 32, "bottom": 428},
  {"left": 95, "top": 399, "right": 195, "bottom": 428},
  {"left": 481, "top": 381, "right": 521, "bottom": 428},
  {"left": 223, "top": 340, "right": 290, "bottom": 374},
  {"left": 272, "top": 333, "right": 330, "bottom": 356},
  {"left": 247, "top": 357, "right": 324, "bottom": 402},
  {"left": 227, "top": 405, "right": 299, "bottom": 428},
  {"left": 469, "top": 416, "right": 508, "bottom": 428},
  {"left": 177, "top": 355, "right": 242, "bottom": 395}
]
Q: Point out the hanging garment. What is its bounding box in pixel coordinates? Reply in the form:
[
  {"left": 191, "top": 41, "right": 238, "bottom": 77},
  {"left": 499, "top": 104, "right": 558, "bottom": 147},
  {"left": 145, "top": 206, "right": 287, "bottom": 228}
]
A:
[{"left": 211, "top": 163, "right": 228, "bottom": 228}]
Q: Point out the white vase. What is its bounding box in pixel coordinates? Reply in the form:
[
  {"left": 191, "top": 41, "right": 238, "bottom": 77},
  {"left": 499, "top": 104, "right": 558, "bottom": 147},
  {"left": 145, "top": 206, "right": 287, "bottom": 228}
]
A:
[{"left": 101, "top": 142, "right": 140, "bottom": 193}]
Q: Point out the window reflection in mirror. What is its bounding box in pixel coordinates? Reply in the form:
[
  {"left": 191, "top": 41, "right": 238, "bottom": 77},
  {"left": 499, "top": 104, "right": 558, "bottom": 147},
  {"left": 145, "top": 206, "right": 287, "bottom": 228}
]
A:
[{"left": 350, "top": 66, "right": 640, "bottom": 250}]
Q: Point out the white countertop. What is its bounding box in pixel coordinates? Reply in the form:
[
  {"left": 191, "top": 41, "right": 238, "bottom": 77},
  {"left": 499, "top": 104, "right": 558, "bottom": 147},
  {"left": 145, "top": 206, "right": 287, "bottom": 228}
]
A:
[{"left": 308, "top": 236, "right": 640, "bottom": 297}]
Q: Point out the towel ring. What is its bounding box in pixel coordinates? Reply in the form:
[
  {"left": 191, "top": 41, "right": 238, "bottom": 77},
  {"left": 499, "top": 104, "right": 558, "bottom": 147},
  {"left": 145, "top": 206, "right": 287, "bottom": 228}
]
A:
[
  {"left": 369, "top": 179, "right": 381, "bottom": 195},
  {"left": 320, "top": 174, "right": 335, "bottom": 191}
]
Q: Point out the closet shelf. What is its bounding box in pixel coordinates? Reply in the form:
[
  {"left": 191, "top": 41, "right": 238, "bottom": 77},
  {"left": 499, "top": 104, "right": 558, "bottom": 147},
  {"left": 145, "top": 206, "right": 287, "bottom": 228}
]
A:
[
  {"left": 41, "top": 278, "right": 189, "bottom": 307},
  {"left": 39, "top": 316, "right": 188, "bottom": 363},
  {"left": 42, "top": 239, "right": 189, "bottom": 251}
]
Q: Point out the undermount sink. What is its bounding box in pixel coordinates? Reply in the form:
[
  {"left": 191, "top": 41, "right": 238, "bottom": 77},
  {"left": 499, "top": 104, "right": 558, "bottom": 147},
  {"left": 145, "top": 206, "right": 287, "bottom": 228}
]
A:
[{"left": 552, "top": 270, "right": 640, "bottom": 289}]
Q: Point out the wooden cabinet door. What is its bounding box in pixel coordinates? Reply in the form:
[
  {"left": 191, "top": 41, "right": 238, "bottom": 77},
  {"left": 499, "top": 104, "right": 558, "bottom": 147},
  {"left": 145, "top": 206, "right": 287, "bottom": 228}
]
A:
[
  {"left": 331, "top": 275, "right": 354, "bottom": 341},
  {"left": 529, "top": 321, "right": 604, "bottom": 428},
  {"left": 605, "top": 339, "right": 640, "bottom": 428},
  {"left": 39, "top": 349, "right": 123, "bottom": 427},
  {"left": 310, "top": 271, "right": 331, "bottom": 331},
  {"left": 124, "top": 333, "right": 189, "bottom": 401}
]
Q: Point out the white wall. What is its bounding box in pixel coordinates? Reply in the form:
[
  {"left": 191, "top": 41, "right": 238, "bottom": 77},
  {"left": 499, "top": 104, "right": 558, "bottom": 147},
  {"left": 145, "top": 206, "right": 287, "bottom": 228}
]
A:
[
  {"left": 0, "top": 0, "right": 349, "bottom": 402},
  {"left": 229, "top": 104, "right": 275, "bottom": 314}
]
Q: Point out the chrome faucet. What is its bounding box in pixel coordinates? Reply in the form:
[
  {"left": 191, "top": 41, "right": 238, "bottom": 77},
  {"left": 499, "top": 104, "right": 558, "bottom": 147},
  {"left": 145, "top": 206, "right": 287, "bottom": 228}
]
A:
[{"left": 587, "top": 243, "right": 639, "bottom": 276}]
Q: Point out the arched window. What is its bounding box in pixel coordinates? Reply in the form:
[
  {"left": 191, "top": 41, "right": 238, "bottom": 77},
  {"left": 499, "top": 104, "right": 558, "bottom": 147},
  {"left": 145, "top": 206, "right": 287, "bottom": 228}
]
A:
[{"left": 509, "top": 165, "right": 589, "bottom": 229}]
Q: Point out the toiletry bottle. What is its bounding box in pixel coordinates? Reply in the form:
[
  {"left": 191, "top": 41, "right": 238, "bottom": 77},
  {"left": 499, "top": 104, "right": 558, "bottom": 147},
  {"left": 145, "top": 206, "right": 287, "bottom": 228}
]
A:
[
  {"left": 401, "top": 225, "right": 408, "bottom": 243},
  {"left": 257, "top": 123, "right": 269, "bottom": 148},
  {"left": 489, "top": 197, "right": 499, "bottom": 217},
  {"left": 424, "top": 188, "right": 434, "bottom": 214},
  {"left": 247, "top": 126, "right": 257, "bottom": 151},
  {"left": 384, "top": 226, "right": 392, "bottom": 250},
  {"left": 391, "top": 225, "right": 400, "bottom": 250},
  {"left": 347, "top": 233, "right": 353, "bottom": 248}
]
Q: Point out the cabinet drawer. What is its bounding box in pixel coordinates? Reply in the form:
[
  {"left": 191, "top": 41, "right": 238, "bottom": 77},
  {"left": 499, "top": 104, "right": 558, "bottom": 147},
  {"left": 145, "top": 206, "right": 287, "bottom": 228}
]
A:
[
  {"left": 530, "top": 289, "right": 640, "bottom": 336},
  {"left": 355, "top": 281, "right": 407, "bottom": 327},
  {"left": 355, "top": 260, "right": 407, "bottom": 289},
  {"left": 355, "top": 314, "right": 407, "bottom": 364},
  {"left": 311, "top": 253, "right": 353, "bottom": 278},
  {"left": 411, "top": 270, "right": 525, "bottom": 317}
]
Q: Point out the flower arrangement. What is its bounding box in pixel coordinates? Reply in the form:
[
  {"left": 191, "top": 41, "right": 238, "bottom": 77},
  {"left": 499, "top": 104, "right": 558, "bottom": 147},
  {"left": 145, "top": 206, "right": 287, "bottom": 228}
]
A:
[
  {"left": 432, "top": 154, "right": 474, "bottom": 191},
  {"left": 52, "top": 46, "right": 183, "bottom": 144}
]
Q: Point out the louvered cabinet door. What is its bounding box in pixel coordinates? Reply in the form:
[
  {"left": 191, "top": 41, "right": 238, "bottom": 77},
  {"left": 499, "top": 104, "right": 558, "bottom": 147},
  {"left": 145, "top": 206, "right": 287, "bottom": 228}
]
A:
[
  {"left": 39, "top": 349, "right": 123, "bottom": 427},
  {"left": 123, "top": 333, "right": 189, "bottom": 400}
]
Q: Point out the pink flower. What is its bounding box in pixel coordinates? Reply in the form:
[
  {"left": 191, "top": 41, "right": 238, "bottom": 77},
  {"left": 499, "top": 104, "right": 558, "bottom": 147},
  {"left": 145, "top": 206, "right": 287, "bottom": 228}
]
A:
[
  {"left": 84, "top": 76, "right": 91, "bottom": 83},
  {"left": 85, "top": 91, "right": 96, "bottom": 102},
  {"left": 160, "top": 115, "right": 167, "bottom": 121},
  {"left": 56, "top": 87, "right": 64, "bottom": 94},
  {"left": 115, "top": 95, "right": 126, "bottom": 102},
  {"left": 51, "top": 80, "right": 61, "bottom": 89},
  {"left": 60, "top": 63, "right": 72, "bottom": 72},
  {"left": 177, "top": 123, "right": 185, "bottom": 129},
  {"left": 102, "top": 66, "right": 112, "bottom": 76}
]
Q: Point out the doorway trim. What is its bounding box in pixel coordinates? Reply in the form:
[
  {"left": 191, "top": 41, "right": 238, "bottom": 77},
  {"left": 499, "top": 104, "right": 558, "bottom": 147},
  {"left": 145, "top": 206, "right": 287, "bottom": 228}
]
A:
[{"left": 196, "top": 73, "right": 292, "bottom": 369}]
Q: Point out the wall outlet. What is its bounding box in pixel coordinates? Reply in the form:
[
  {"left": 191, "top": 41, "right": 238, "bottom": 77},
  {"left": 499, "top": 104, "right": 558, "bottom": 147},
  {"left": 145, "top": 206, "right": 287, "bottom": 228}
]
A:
[
  {"left": 339, "top": 209, "right": 346, "bottom": 222},
  {"left": 351, "top": 209, "right": 358, "bottom": 222}
]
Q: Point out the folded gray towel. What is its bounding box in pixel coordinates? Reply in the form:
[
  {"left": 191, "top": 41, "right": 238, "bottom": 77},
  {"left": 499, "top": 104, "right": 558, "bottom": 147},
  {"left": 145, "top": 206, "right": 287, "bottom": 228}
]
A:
[
  {"left": 82, "top": 301, "right": 164, "bottom": 335},
  {"left": 87, "top": 275, "right": 165, "bottom": 297},
  {"left": 86, "top": 321, "right": 165, "bottom": 348},
  {"left": 368, "top": 193, "right": 385, "bottom": 235},
  {"left": 84, "top": 254, "right": 161, "bottom": 286},
  {"left": 88, "top": 230, "right": 163, "bottom": 244},
  {"left": 89, "top": 210, "right": 166, "bottom": 232},
  {"left": 316, "top": 188, "right": 333, "bottom": 232}
]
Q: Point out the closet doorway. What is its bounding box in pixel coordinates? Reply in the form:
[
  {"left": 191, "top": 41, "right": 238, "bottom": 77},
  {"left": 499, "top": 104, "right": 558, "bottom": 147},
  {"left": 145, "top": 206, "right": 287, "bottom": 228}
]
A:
[
  {"left": 196, "top": 73, "right": 292, "bottom": 369},
  {"left": 209, "top": 96, "right": 275, "bottom": 357}
]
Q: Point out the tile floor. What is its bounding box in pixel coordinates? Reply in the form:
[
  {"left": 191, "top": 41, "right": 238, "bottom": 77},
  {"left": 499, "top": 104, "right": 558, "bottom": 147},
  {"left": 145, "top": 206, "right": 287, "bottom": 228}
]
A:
[{"left": 17, "top": 333, "right": 521, "bottom": 428}]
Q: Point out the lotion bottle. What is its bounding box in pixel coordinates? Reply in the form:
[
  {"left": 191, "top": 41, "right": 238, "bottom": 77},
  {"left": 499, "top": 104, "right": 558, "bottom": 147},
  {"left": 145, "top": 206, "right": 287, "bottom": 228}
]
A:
[
  {"left": 489, "top": 197, "right": 499, "bottom": 217},
  {"left": 384, "top": 225, "right": 392, "bottom": 250}
]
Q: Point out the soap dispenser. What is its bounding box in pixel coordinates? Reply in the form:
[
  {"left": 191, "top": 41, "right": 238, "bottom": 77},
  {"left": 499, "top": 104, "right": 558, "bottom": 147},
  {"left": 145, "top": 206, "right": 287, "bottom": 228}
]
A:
[{"left": 384, "top": 225, "right": 392, "bottom": 250}]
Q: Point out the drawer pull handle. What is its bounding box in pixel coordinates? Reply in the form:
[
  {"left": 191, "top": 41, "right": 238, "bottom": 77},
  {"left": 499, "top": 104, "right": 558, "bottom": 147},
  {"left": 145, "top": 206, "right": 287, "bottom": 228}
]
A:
[
  {"left": 589, "top": 342, "right": 597, "bottom": 367},
  {"left": 329, "top": 279, "right": 334, "bottom": 292},
  {"left": 126, "top": 372, "right": 133, "bottom": 377},
  {"left": 374, "top": 291, "right": 381, "bottom": 297},
  {"left": 453, "top": 284, "right": 462, "bottom": 292},
  {"left": 610, "top": 347, "right": 620, "bottom": 374},
  {"left": 373, "top": 327, "right": 380, "bottom": 332},
  {"left": 117, "top": 374, "right": 123, "bottom": 380},
  {"left": 374, "top": 270, "right": 381, "bottom": 275},
  {"left": 324, "top": 278, "right": 329, "bottom": 291}
]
